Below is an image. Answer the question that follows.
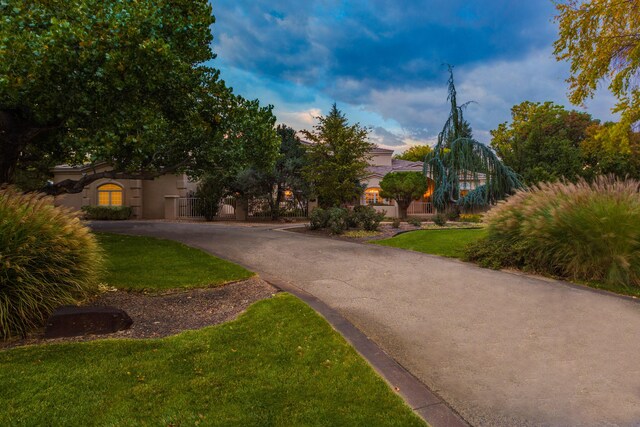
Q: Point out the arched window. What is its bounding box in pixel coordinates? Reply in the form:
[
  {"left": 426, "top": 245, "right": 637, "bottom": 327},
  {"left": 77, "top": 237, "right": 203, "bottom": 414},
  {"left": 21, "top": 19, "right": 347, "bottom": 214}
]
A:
[
  {"left": 364, "top": 187, "right": 387, "bottom": 205},
  {"left": 97, "top": 183, "right": 123, "bottom": 206}
]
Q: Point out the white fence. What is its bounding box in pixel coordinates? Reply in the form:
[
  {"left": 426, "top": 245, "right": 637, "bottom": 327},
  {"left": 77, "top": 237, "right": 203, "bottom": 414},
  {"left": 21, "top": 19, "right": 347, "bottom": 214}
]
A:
[
  {"left": 178, "top": 197, "right": 235, "bottom": 220},
  {"left": 407, "top": 201, "right": 435, "bottom": 215}
]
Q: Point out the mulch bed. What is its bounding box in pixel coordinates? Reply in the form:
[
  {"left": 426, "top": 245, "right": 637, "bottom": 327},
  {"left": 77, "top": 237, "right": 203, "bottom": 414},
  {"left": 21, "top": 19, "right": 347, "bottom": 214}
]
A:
[
  {"left": 1, "top": 278, "right": 278, "bottom": 350},
  {"left": 289, "top": 223, "right": 423, "bottom": 242}
]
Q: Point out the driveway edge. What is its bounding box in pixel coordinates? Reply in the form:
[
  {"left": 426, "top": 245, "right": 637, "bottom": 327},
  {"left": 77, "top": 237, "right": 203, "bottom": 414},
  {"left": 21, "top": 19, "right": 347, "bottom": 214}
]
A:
[{"left": 262, "top": 274, "right": 469, "bottom": 427}]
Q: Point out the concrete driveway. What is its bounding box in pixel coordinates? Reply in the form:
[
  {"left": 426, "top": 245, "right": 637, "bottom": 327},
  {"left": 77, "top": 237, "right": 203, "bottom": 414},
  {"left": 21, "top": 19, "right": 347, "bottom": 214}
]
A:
[{"left": 91, "top": 221, "right": 640, "bottom": 427}]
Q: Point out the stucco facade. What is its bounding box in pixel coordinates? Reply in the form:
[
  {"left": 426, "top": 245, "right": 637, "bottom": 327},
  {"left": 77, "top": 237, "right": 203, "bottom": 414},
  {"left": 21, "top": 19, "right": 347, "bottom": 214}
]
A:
[{"left": 52, "top": 163, "right": 197, "bottom": 219}]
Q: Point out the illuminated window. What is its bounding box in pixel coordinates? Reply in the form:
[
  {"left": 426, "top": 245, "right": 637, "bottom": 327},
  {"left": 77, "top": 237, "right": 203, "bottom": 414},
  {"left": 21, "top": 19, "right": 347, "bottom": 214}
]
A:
[
  {"left": 97, "top": 183, "right": 123, "bottom": 206},
  {"left": 364, "top": 187, "right": 387, "bottom": 205}
]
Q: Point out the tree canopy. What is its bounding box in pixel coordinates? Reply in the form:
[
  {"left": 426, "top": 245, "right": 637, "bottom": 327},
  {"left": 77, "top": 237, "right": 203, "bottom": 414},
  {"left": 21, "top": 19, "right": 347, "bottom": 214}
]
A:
[
  {"left": 394, "top": 144, "right": 432, "bottom": 162},
  {"left": 554, "top": 0, "right": 640, "bottom": 131},
  {"left": 490, "top": 101, "right": 598, "bottom": 184},
  {"left": 0, "top": 0, "right": 278, "bottom": 192},
  {"left": 424, "top": 68, "right": 522, "bottom": 211},
  {"left": 379, "top": 172, "right": 428, "bottom": 219},
  {"left": 302, "top": 104, "right": 374, "bottom": 208}
]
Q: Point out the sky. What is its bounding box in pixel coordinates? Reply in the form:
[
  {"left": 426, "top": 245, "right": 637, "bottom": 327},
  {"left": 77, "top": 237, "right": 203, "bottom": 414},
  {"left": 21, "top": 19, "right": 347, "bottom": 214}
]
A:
[{"left": 210, "top": 0, "right": 618, "bottom": 153}]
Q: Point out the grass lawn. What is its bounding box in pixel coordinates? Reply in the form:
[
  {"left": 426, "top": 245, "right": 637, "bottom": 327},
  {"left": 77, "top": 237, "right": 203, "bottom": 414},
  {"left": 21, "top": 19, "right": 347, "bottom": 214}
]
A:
[
  {"left": 0, "top": 294, "right": 424, "bottom": 426},
  {"left": 97, "top": 232, "right": 253, "bottom": 291},
  {"left": 372, "top": 228, "right": 487, "bottom": 258}
]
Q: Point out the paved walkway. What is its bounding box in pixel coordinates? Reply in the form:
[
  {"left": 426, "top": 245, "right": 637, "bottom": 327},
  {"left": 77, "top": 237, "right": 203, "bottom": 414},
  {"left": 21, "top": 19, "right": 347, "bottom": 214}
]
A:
[{"left": 92, "top": 221, "right": 640, "bottom": 427}]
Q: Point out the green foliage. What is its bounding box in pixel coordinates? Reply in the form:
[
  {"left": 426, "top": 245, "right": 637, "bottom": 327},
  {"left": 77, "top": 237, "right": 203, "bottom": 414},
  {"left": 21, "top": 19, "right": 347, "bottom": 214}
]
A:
[
  {"left": 459, "top": 213, "right": 483, "bottom": 223},
  {"left": 464, "top": 237, "right": 527, "bottom": 270},
  {"left": 0, "top": 187, "right": 102, "bottom": 339},
  {"left": 407, "top": 217, "right": 422, "bottom": 227},
  {"left": 580, "top": 122, "right": 640, "bottom": 180},
  {"left": 81, "top": 205, "right": 132, "bottom": 220},
  {"left": 394, "top": 144, "right": 433, "bottom": 162},
  {"left": 379, "top": 172, "right": 428, "bottom": 219},
  {"left": 424, "top": 68, "right": 523, "bottom": 211},
  {"left": 490, "top": 101, "right": 599, "bottom": 184},
  {"left": 391, "top": 218, "right": 401, "bottom": 228},
  {"left": 554, "top": 0, "right": 640, "bottom": 135},
  {"left": 302, "top": 104, "right": 374, "bottom": 207},
  {"left": 326, "top": 207, "right": 350, "bottom": 235},
  {"left": 0, "top": 0, "right": 279, "bottom": 192},
  {"left": 195, "top": 174, "right": 226, "bottom": 221},
  {"left": 0, "top": 294, "right": 424, "bottom": 426},
  {"left": 351, "top": 205, "right": 385, "bottom": 231},
  {"left": 309, "top": 207, "right": 329, "bottom": 230},
  {"left": 473, "top": 177, "right": 640, "bottom": 288},
  {"left": 97, "top": 233, "right": 252, "bottom": 291},
  {"left": 432, "top": 213, "right": 447, "bottom": 226}
]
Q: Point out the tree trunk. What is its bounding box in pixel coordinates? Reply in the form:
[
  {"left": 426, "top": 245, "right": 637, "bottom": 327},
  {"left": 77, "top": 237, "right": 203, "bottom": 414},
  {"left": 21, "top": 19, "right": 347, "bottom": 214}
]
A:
[
  {"left": 0, "top": 109, "right": 59, "bottom": 185},
  {"left": 397, "top": 202, "right": 410, "bottom": 219}
]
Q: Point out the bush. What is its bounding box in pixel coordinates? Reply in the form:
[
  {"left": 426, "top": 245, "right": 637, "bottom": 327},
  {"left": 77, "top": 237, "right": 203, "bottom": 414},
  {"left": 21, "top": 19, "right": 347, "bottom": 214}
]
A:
[
  {"left": 350, "top": 205, "right": 385, "bottom": 231},
  {"left": 309, "top": 207, "right": 329, "bottom": 230},
  {"left": 81, "top": 205, "right": 132, "bottom": 220},
  {"left": 433, "top": 213, "right": 447, "bottom": 226},
  {"left": 459, "top": 213, "right": 483, "bottom": 223},
  {"left": 445, "top": 207, "right": 460, "bottom": 221},
  {"left": 391, "top": 218, "right": 401, "bottom": 228},
  {"left": 0, "top": 187, "right": 103, "bottom": 339},
  {"left": 470, "top": 177, "right": 640, "bottom": 288},
  {"left": 195, "top": 174, "right": 226, "bottom": 221},
  {"left": 407, "top": 217, "right": 422, "bottom": 227},
  {"left": 326, "top": 207, "right": 349, "bottom": 234}
]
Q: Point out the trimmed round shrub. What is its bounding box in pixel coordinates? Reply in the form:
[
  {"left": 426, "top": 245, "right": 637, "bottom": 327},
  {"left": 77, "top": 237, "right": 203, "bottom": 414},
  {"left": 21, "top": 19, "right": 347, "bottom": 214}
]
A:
[
  {"left": 391, "top": 218, "right": 401, "bottom": 228},
  {"left": 350, "top": 205, "right": 385, "bottom": 231},
  {"left": 407, "top": 217, "right": 422, "bottom": 227},
  {"left": 326, "top": 207, "right": 349, "bottom": 234},
  {"left": 309, "top": 207, "right": 328, "bottom": 230},
  {"left": 468, "top": 177, "right": 640, "bottom": 288},
  {"left": 0, "top": 187, "right": 103, "bottom": 339}
]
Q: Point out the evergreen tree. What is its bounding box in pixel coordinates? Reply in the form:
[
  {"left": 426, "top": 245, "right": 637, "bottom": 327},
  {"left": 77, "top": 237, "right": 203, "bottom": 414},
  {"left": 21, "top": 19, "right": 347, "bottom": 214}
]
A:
[
  {"left": 302, "top": 104, "right": 374, "bottom": 207},
  {"left": 424, "top": 68, "right": 523, "bottom": 211}
]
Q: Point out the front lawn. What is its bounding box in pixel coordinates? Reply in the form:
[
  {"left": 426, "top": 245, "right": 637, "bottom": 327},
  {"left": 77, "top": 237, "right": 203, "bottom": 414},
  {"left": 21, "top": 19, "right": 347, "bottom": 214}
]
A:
[
  {"left": 0, "top": 294, "right": 424, "bottom": 426},
  {"left": 372, "top": 228, "right": 487, "bottom": 258},
  {"left": 97, "top": 232, "right": 253, "bottom": 291}
]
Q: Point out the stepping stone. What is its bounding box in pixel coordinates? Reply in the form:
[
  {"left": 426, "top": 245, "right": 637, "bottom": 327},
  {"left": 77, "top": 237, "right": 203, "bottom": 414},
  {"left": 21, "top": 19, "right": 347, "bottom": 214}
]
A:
[{"left": 45, "top": 306, "right": 133, "bottom": 338}]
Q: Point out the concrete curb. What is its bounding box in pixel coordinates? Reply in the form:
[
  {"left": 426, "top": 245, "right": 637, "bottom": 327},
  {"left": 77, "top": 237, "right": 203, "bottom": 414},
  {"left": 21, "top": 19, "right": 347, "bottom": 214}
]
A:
[{"left": 262, "top": 273, "right": 469, "bottom": 427}]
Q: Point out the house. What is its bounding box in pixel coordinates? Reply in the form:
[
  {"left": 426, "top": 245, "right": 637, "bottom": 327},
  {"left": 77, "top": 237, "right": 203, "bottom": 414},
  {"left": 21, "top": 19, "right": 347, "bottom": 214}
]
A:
[
  {"left": 359, "top": 146, "right": 436, "bottom": 217},
  {"left": 51, "top": 163, "right": 197, "bottom": 220}
]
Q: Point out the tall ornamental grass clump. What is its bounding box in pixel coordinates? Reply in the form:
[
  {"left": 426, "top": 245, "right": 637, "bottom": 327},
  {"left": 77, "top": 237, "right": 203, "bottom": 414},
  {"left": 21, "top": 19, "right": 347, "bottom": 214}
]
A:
[
  {"left": 0, "top": 187, "right": 103, "bottom": 339},
  {"left": 466, "top": 177, "right": 640, "bottom": 288}
]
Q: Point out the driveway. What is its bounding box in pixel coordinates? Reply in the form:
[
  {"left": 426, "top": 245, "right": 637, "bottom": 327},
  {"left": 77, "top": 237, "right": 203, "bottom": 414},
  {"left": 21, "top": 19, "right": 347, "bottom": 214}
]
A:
[{"left": 91, "top": 221, "right": 640, "bottom": 427}]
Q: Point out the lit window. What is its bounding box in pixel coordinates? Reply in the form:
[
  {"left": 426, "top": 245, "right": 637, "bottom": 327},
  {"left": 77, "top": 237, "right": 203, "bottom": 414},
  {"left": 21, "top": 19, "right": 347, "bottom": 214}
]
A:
[
  {"left": 365, "top": 187, "right": 386, "bottom": 205},
  {"left": 97, "top": 183, "right": 123, "bottom": 206}
]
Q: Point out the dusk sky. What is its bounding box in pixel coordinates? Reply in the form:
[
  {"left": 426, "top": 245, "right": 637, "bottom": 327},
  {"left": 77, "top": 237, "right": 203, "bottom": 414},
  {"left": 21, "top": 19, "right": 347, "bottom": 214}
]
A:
[{"left": 211, "top": 1, "right": 617, "bottom": 153}]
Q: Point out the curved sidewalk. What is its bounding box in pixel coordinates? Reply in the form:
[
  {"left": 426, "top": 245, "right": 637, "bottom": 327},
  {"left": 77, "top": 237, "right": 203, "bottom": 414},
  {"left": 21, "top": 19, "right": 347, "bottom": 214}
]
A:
[{"left": 92, "top": 221, "right": 640, "bottom": 427}]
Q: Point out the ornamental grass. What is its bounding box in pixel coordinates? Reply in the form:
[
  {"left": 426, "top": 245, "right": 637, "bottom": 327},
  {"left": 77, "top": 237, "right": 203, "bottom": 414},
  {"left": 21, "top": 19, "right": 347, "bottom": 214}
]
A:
[
  {"left": 0, "top": 187, "right": 103, "bottom": 339},
  {"left": 467, "top": 176, "right": 640, "bottom": 288}
]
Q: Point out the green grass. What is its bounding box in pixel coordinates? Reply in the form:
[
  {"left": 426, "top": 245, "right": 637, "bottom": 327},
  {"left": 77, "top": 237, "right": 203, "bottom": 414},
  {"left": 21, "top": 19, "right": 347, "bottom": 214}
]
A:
[
  {"left": 0, "top": 294, "right": 424, "bottom": 426},
  {"left": 96, "top": 233, "right": 253, "bottom": 291},
  {"left": 372, "top": 228, "right": 487, "bottom": 258}
]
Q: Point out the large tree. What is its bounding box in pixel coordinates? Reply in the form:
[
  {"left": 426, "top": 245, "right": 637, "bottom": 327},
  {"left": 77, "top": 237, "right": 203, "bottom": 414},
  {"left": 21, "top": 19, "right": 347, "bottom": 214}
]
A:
[
  {"left": 424, "top": 68, "right": 522, "bottom": 211},
  {"left": 379, "top": 172, "right": 428, "bottom": 219},
  {"left": 302, "top": 104, "right": 374, "bottom": 207},
  {"left": 490, "top": 101, "right": 598, "bottom": 184},
  {"left": 554, "top": 0, "right": 640, "bottom": 131},
  {"left": 0, "top": 0, "right": 278, "bottom": 192}
]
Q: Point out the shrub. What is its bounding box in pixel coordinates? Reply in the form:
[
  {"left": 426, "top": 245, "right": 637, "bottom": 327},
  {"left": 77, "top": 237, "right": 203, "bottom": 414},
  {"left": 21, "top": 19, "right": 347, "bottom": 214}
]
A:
[
  {"left": 309, "top": 207, "right": 328, "bottom": 230},
  {"left": 81, "top": 205, "right": 132, "bottom": 220},
  {"left": 459, "top": 213, "right": 483, "bottom": 223},
  {"left": 195, "top": 174, "right": 226, "bottom": 221},
  {"left": 471, "top": 177, "right": 640, "bottom": 288},
  {"left": 445, "top": 207, "right": 460, "bottom": 221},
  {"left": 407, "top": 217, "right": 422, "bottom": 227},
  {"left": 326, "top": 207, "right": 349, "bottom": 234},
  {"left": 433, "top": 213, "right": 447, "bottom": 226},
  {"left": 350, "top": 205, "right": 385, "bottom": 231},
  {"left": 0, "top": 187, "right": 103, "bottom": 339},
  {"left": 391, "top": 218, "right": 401, "bottom": 228}
]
